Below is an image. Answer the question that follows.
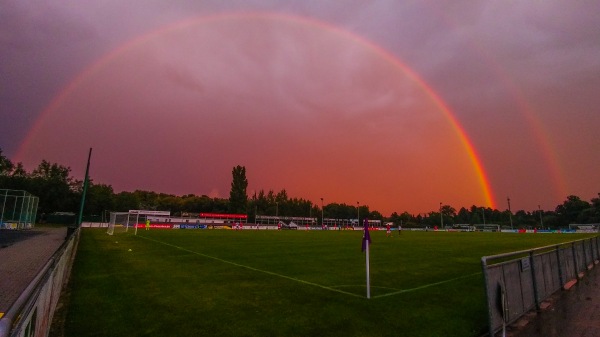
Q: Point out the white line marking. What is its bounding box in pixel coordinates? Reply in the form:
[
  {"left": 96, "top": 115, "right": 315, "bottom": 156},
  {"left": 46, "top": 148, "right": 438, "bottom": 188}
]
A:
[
  {"left": 137, "top": 235, "right": 364, "bottom": 298},
  {"left": 137, "top": 235, "right": 482, "bottom": 300},
  {"left": 371, "top": 272, "right": 482, "bottom": 299}
]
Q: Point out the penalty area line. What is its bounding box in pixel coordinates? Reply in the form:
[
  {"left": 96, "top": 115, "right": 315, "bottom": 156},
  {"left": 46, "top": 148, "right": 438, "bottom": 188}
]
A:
[{"left": 137, "top": 235, "right": 364, "bottom": 299}]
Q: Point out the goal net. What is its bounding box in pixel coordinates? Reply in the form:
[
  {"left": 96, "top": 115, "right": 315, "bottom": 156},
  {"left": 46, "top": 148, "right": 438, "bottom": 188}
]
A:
[{"left": 107, "top": 212, "right": 141, "bottom": 235}]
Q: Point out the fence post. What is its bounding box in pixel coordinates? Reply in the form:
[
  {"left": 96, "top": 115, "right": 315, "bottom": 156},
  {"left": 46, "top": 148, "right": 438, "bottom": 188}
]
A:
[
  {"left": 482, "top": 236, "right": 600, "bottom": 337},
  {"left": 481, "top": 257, "right": 495, "bottom": 337},
  {"left": 588, "top": 239, "right": 593, "bottom": 266},
  {"left": 583, "top": 240, "right": 588, "bottom": 268},
  {"left": 572, "top": 242, "right": 580, "bottom": 279},
  {"left": 529, "top": 251, "right": 540, "bottom": 310},
  {"left": 556, "top": 244, "right": 564, "bottom": 287},
  {"left": 590, "top": 239, "right": 596, "bottom": 264}
]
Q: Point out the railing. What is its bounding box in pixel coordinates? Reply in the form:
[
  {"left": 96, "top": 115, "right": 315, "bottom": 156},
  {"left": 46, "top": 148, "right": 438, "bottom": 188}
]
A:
[
  {"left": 0, "top": 228, "right": 80, "bottom": 337},
  {"left": 481, "top": 236, "right": 600, "bottom": 336}
]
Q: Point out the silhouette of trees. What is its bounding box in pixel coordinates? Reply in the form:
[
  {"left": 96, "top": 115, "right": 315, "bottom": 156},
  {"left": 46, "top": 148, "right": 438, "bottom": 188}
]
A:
[{"left": 1, "top": 148, "right": 598, "bottom": 228}]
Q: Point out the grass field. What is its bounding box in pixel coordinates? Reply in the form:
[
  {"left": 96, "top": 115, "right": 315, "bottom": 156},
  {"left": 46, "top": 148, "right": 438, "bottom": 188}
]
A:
[{"left": 59, "top": 229, "right": 597, "bottom": 337}]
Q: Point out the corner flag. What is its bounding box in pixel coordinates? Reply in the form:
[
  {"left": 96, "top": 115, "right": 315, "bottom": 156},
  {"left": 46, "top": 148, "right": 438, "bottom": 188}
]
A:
[
  {"left": 361, "top": 218, "right": 371, "bottom": 252},
  {"left": 362, "top": 218, "right": 371, "bottom": 298}
]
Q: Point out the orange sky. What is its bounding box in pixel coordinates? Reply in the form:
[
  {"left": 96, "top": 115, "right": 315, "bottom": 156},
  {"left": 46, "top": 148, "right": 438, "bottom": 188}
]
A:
[
  {"left": 16, "top": 15, "right": 491, "bottom": 215},
  {"left": 5, "top": 3, "right": 600, "bottom": 215}
]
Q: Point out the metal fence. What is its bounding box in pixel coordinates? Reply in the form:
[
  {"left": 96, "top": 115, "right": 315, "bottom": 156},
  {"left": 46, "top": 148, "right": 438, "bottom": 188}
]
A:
[
  {"left": 0, "top": 190, "right": 38, "bottom": 229},
  {"left": 481, "top": 236, "right": 600, "bottom": 336},
  {"left": 0, "top": 228, "right": 80, "bottom": 337}
]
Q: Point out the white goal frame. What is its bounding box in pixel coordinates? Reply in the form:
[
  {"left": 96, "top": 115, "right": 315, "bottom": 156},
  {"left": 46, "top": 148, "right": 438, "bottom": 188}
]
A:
[
  {"left": 107, "top": 212, "right": 140, "bottom": 235},
  {"left": 107, "top": 210, "right": 171, "bottom": 235}
]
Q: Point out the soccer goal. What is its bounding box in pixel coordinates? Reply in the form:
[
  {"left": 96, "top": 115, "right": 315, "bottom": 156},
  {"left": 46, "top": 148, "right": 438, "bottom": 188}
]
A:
[
  {"left": 107, "top": 210, "right": 171, "bottom": 235},
  {"left": 107, "top": 212, "right": 141, "bottom": 235}
]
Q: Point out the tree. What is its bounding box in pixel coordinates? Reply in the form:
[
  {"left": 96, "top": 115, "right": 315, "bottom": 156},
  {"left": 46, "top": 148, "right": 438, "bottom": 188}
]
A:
[
  {"left": 440, "top": 204, "right": 456, "bottom": 226},
  {"left": 113, "top": 191, "right": 140, "bottom": 211},
  {"left": 12, "top": 162, "right": 27, "bottom": 176},
  {"left": 157, "top": 195, "right": 183, "bottom": 214},
  {"left": 31, "top": 160, "right": 72, "bottom": 184},
  {"left": 0, "top": 148, "right": 14, "bottom": 175},
  {"left": 369, "top": 210, "right": 384, "bottom": 222},
  {"left": 456, "top": 207, "right": 470, "bottom": 224},
  {"left": 28, "top": 160, "right": 78, "bottom": 213},
  {"left": 86, "top": 183, "right": 115, "bottom": 216},
  {"left": 229, "top": 165, "right": 248, "bottom": 214},
  {"left": 591, "top": 193, "right": 600, "bottom": 223},
  {"left": 555, "top": 195, "right": 592, "bottom": 226}
]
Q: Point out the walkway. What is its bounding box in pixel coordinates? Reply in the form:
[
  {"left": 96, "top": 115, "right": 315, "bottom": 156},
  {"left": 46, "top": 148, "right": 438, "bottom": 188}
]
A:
[
  {"left": 507, "top": 263, "right": 600, "bottom": 337},
  {"left": 0, "top": 227, "right": 67, "bottom": 315}
]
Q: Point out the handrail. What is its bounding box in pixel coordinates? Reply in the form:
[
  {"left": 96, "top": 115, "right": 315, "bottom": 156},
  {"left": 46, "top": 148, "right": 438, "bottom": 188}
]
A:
[
  {"left": 0, "top": 258, "right": 54, "bottom": 335},
  {"left": 0, "top": 228, "right": 79, "bottom": 337},
  {"left": 482, "top": 238, "right": 587, "bottom": 266},
  {"left": 482, "top": 235, "right": 599, "bottom": 337}
]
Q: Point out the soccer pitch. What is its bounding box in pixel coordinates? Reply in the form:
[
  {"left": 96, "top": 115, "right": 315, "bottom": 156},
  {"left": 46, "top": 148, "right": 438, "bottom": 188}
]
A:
[{"left": 61, "top": 229, "right": 596, "bottom": 337}]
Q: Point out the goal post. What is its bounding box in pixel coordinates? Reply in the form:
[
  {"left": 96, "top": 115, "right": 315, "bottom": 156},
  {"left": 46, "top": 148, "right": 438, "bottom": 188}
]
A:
[
  {"left": 107, "top": 210, "right": 171, "bottom": 235},
  {"left": 107, "top": 212, "right": 140, "bottom": 235}
]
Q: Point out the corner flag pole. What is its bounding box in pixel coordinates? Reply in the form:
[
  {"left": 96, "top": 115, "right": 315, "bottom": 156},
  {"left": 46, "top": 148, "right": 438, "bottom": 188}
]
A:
[
  {"left": 77, "top": 148, "right": 92, "bottom": 226},
  {"left": 366, "top": 238, "right": 371, "bottom": 299},
  {"left": 362, "top": 218, "right": 372, "bottom": 299}
]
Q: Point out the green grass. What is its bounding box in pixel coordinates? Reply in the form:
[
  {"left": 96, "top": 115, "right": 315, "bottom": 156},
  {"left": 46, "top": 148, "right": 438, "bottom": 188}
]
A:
[{"left": 62, "top": 229, "right": 596, "bottom": 337}]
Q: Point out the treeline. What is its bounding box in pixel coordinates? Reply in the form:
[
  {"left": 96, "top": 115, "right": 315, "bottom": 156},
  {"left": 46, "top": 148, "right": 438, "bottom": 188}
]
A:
[
  {"left": 395, "top": 198, "right": 600, "bottom": 229},
  {"left": 1, "top": 149, "right": 599, "bottom": 228}
]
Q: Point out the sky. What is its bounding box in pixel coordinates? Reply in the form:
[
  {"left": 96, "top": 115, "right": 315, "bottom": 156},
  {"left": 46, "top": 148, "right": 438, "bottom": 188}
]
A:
[{"left": 1, "top": 1, "right": 599, "bottom": 216}]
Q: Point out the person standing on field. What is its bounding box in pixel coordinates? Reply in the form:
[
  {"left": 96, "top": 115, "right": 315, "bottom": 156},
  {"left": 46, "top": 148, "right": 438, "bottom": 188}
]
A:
[
  {"left": 145, "top": 219, "right": 150, "bottom": 231},
  {"left": 386, "top": 223, "right": 391, "bottom": 237}
]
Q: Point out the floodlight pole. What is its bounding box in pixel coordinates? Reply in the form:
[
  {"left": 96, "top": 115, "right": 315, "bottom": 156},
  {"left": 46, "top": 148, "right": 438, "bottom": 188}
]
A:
[
  {"left": 538, "top": 205, "right": 543, "bottom": 228},
  {"left": 77, "top": 148, "right": 92, "bottom": 227},
  {"left": 439, "top": 202, "right": 443, "bottom": 230},
  {"left": 482, "top": 207, "right": 486, "bottom": 225},
  {"left": 357, "top": 201, "right": 360, "bottom": 229},
  {"left": 507, "top": 197, "right": 513, "bottom": 230},
  {"left": 320, "top": 198, "right": 324, "bottom": 228}
]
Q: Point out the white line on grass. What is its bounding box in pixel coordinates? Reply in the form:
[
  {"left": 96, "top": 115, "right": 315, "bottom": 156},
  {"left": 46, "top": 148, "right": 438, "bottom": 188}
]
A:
[
  {"left": 371, "top": 272, "right": 482, "bottom": 299},
  {"left": 137, "top": 235, "right": 482, "bottom": 300},
  {"left": 137, "top": 235, "right": 364, "bottom": 299},
  {"left": 332, "top": 285, "right": 401, "bottom": 292}
]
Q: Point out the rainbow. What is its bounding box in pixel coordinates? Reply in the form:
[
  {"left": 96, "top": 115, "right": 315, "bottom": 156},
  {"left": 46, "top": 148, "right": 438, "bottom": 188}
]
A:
[
  {"left": 426, "top": 6, "right": 567, "bottom": 201},
  {"left": 17, "top": 11, "right": 496, "bottom": 208}
]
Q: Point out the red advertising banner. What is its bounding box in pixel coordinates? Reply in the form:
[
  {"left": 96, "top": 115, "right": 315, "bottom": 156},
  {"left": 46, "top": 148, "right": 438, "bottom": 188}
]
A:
[{"left": 135, "top": 224, "right": 173, "bottom": 229}]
